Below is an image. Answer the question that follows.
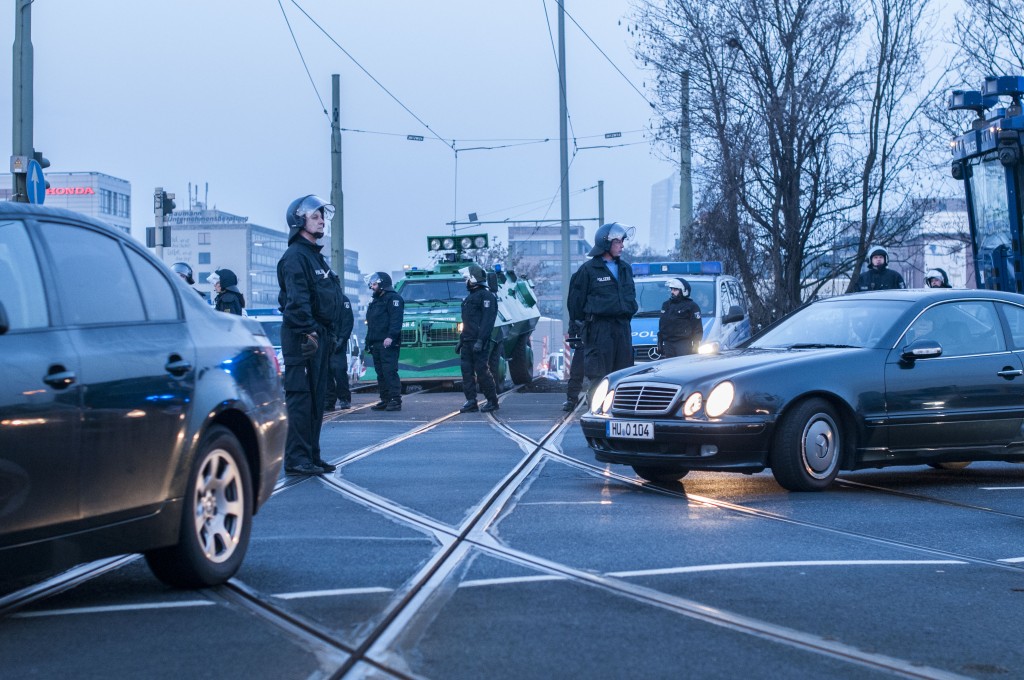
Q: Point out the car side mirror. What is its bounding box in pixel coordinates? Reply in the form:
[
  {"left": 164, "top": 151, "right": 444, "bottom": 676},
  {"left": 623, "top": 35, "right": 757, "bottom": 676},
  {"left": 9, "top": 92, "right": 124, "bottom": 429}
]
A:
[
  {"left": 0, "top": 299, "right": 8, "bottom": 335},
  {"left": 723, "top": 305, "right": 745, "bottom": 324},
  {"left": 900, "top": 339, "right": 942, "bottom": 362}
]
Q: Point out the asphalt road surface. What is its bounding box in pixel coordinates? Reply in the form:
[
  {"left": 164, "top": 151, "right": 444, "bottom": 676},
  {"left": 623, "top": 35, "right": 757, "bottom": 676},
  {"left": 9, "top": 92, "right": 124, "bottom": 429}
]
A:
[{"left": 2, "top": 382, "right": 1023, "bottom": 679}]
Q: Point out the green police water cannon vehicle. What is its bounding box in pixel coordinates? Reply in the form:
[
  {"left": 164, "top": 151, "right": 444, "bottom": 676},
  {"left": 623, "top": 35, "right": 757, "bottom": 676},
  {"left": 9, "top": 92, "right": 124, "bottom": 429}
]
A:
[
  {"left": 362, "top": 233, "right": 540, "bottom": 388},
  {"left": 949, "top": 75, "right": 1024, "bottom": 292}
]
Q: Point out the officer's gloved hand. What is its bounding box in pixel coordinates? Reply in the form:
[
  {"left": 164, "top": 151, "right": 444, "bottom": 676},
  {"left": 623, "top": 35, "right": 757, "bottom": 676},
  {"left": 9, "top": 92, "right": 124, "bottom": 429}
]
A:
[
  {"left": 301, "top": 332, "right": 319, "bottom": 359},
  {"left": 472, "top": 339, "right": 484, "bottom": 353},
  {"left": 569, "top": 320, "right": 584, "bottom": 337},
  {"left": 455, "top": 342, "right": 463, "bottom": 354}
]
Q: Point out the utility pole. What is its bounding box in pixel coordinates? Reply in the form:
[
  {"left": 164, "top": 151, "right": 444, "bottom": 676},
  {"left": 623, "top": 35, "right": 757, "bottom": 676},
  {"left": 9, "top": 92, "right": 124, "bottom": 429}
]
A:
[
  {"left": 678, "top": 70, "right": 694, "bottom": 259},
  {"left": 558, "top": 0, "right": 571, "bottom": 331},
  {"left": 597, "top": 180, "right": 604, "bottom": 227},
  {"left": 11, "top": 0, "right": 33, "bottom": 202},
  {"left": 331, "top": 74, "right": 345, "bottom": 293}
]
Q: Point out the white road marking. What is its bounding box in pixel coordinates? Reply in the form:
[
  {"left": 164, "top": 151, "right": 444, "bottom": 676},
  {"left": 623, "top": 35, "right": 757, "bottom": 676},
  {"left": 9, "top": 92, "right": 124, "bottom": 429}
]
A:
[
  {"left": 274, "top": 586, "right": 393, "bottom": 599},
  {"left": 997, "top": 556, "right": 1024, "bottom": 563},
  {"left": 980, "top": 486, "right": 1024, "bottom": 490},
  {"left": 608, "top": 560, "right": 967, "bottom": 578}
]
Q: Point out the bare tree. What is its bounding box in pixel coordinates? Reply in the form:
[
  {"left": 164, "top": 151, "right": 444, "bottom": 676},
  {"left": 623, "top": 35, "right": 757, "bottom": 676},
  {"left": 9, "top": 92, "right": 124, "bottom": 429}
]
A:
[
  {"left": 953, "top": 0, "right": 1024, "bottom": 78},
  {"left": 633, "top": 0, "right": 935, "bottom": 324}
]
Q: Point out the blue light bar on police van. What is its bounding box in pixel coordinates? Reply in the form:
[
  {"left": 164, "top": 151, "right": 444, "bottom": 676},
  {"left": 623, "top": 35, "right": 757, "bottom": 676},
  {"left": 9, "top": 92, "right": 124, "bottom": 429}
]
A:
[{"left": 631, "top": 261, "right": 723, "bottom": 276}]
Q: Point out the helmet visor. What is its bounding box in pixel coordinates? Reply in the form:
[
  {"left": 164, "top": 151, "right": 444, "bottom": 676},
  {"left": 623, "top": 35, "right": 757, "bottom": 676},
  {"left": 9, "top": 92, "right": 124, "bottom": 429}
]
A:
[
  {"left": 608, "top": 224, "right": 635, "bottom": 243},
  {"left": 364, "top": 272, "right": 382, "bottom": 289},
  {"left": 295, "top": 195, "right": 335, "bottom": 223}
]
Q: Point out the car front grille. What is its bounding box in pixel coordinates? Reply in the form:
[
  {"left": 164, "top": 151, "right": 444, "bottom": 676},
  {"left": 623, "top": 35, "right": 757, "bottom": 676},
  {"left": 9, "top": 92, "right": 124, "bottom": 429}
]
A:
[
  {"left": 612, "top": 382, "right": 681, "bottom": 415},
  {"left": 423, "top": 326, "right": 460, "bottom": 343}
]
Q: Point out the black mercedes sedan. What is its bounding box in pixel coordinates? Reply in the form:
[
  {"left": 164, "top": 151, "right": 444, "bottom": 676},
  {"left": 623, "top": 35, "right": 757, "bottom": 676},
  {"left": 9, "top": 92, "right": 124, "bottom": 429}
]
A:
[
  {"left": 0, "top": 202, "right": 286, "bottom": 587},
  {"left": 580, "top": 289, "right": 1024, "bottom": 491}
]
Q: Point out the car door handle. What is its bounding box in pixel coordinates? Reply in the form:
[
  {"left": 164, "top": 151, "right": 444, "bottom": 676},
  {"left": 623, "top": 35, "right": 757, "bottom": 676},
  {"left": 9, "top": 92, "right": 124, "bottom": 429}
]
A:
[
  {"left": 165, "top": 357, "right": 193, "bottom": 377},
  {"left": 997, "top": 368, "right": 1024, "bottom": 378},
  {"left": 43, "top": 367, "right": 76, "bottom": 389}
]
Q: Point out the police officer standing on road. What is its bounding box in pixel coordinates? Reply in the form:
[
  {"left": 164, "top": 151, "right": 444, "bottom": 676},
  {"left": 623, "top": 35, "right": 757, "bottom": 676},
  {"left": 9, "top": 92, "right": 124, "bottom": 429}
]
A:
[
  {"left": 562, "top": 267, "right": 587, "bottom": 411},
  {"left": 171, "top": 262, "right": 206, "bottom": 300},
  {"left": 457, "top": 264, "right": 500, "bottom": 413},
  {"left": 365, "top": 272, "right": 405, "bottom": 411},
  {"left": 856, "top": 245, "right": 906, "bottom": 291},
  {"left": 925, "top": 268, "right": 953, "bottom": 288},
  {"left": 324, "top": 291, "right": 355, "bottom": 411},
  {"left": 569, "top": 222, "right": 638, "bottom": 381},
  {"left": 658, "top": 278, "right": 703, "bottom": 358},
  {"left": 208, "top": 268, "right": 246, "bottom": 314},
  {"left": 278, "top": 195, "right": 343, "bottom": 475}
]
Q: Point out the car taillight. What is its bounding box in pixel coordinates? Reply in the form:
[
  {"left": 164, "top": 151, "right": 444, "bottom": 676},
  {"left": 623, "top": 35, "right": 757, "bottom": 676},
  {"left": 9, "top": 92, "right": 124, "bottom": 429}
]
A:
[{"left": 257, "top": 337, "right": 281, "bottom": 375}]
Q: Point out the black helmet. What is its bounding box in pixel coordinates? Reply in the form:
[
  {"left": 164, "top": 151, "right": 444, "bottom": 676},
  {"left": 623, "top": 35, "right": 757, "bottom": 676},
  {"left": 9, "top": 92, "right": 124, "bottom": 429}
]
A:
[
  {"left": 286, "top": 195, "right": 335, "bottom": 243},
  {"left": 171, "top": 262, "right": 194, "bottom": 285},
  {"left": 208, "top": 268, "right": 238, "bottom": 289},
  {"left": 665, "top": 277, "right": 691, "bottom": 297},
  {"left": 588, "top": 222, "right": 635, "bottom": 257},
  {"left": 458, "top": 264, "right": 487, "bottom": 286},
  {"left": 364, "top": 271, "right": 392, "bottom": 293}
]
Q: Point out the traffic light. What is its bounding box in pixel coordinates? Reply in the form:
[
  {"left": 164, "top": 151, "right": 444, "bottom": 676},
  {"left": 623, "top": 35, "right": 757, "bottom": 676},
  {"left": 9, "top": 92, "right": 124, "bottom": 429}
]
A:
[
  {"left": 162, "top": 191, "right": 176, "bottom": 216},
  {"left": 146, "top": 227, "right": 171, "bottom": 248},
  {"left": 32, "top": 150, "right": 50, "bottom": 169}
]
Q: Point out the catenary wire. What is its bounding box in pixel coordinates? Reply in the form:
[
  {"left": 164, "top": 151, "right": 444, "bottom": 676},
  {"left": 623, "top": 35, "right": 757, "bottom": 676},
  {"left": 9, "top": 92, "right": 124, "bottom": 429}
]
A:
[{"left": 276, "top": 0, "right": 330, "bottom": 120}]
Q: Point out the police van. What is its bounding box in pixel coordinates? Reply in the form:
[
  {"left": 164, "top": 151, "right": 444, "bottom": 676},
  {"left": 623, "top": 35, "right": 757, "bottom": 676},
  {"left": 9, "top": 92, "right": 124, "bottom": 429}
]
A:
[{"left": 630, "top": 261, "right": 751, "bottom": 361}]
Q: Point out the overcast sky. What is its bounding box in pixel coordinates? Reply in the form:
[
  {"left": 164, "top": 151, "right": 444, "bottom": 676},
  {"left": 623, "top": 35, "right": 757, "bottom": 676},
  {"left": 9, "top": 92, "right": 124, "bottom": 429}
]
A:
[{"left": 3, "top": 1, "right": 679, "bottom": 271}]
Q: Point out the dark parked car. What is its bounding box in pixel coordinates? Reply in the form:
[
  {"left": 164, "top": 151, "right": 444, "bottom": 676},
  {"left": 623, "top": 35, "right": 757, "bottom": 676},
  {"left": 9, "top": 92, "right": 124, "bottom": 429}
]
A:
[
  {"left": 0, "top": 202, "right": 285, "bottom": 587},
  {"left": 581, "top": 289, "right": 1024, "bottom": 491}
]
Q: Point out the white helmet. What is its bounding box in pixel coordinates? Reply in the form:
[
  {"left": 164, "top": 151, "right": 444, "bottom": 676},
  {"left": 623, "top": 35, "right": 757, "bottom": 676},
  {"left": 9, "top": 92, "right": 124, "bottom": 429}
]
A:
[{"left": 665, "top": 278, "right": 691, "bottom": 296}]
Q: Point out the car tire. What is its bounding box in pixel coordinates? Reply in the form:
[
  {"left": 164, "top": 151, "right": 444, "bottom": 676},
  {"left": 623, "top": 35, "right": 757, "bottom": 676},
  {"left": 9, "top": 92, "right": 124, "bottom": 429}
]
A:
[
  {"left": 508, "top": 333, "right": 534, "bottom": 385},
  {"left": 145, "top": 425, "right": 253, "bottom": 588},
  {"left": 770, "top": 398, "right": 842, "bottom": 492},
  {"left": 632, "top": 465, "right": 689, "bottom": 483},
  {"left": 928, "top": 461, "right": 972, "bottom": 470}
]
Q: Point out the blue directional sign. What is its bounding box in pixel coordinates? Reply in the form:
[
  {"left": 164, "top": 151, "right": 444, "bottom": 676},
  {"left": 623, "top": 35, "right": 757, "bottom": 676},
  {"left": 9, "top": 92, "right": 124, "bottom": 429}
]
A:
[{"left": 26, "top": 158, "right": 45, "bottom": 205}]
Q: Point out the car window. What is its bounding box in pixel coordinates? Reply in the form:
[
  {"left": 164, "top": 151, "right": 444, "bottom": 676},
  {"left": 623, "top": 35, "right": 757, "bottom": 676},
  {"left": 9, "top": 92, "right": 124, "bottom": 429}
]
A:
[
  {"left": 752, "top": 299, "right": 911, "bottom": 349},
  {"left": 0, "top": 220, "right": 49, "bottom": 330},
  {"left": 125, "top": 247, "right": 180, "bottom": 321},
  {"left": 38, "top": 222, "right": 146, "bottom": 325},
  {"left": 903, "top": 301, "right": 1005, "bottom": 356},
  {"left": 997, "top": 302, "right": 1024, "bottom": 350},
  {"left": 635, "top": 280, "right": 715, "bottom": 316},
  {"left": 727, "top": 280, "right": 746, "bottom": 313}
]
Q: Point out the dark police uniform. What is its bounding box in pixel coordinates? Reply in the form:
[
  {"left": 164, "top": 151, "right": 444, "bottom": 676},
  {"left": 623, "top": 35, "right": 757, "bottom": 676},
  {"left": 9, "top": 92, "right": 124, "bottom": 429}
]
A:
[
  {"left": 570, "top": 255, "right": 638, "bottom": 379},
  {"left": 658, "top": 295, "right": 703, "bottom": 357},
  {"left": 563, "top": 267, "right": 587, "bottom": 407},
  {"left": 460, "top": 283, "right": 499, "bottom": 407},
  {"left": 856, "top": 266, "right": 906, "bottom": 291},
  {"left": 277, "top": 238, "right": 343, "bottom": 471},
  {"left": 365, "top": 273, "right": 405, "bottom": 407},
  {"left": 324, "top": 293, "right": 355, "bottom": 409}
]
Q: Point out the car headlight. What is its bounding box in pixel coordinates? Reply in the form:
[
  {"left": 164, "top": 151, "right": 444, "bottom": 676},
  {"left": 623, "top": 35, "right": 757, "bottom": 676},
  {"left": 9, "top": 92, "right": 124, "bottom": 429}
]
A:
[
  {"left": 683, "top": 392, "right": 703, "bottom": 417},
  {"left": 590, "top": 379, "right": 610, "bottom": 414},
  {"left": 705, "top": 381, "right": 734, "bottom": 418},
  {"left": 698, "top": 341, "right": 720, "bottom": 355}
]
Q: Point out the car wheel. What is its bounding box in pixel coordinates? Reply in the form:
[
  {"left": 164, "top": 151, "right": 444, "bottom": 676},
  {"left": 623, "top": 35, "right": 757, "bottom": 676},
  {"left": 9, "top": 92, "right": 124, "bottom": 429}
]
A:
[
  {"left": 928, "top": 461, "right": 972, "bottom": 470},
  {"left": 770, "top": 398, "right": 842, "bottom": 492},
  {"left": 632, "top": 465, "right": 689, "bottom": 483},
  {"left": 145, "top": 425, "right": 253, "bottom": 588},
  {"left": 508, "top": 333, "right": 535, "bottom": 385}
]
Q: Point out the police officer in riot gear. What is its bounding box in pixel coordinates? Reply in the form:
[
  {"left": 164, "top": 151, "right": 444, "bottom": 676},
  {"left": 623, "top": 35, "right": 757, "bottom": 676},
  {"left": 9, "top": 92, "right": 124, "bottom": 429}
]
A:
[
  {"left": 658, "top": 278, "right": 703, "bottom": 357},
  {"left": 856, "top": 245, "right": 906, "bottom": 291},
  {"left": 365, "top": 271, "right": 405, "bottom": 411},
  {"left": 568, "top": 222, "right": 639, "bottom": 381},
  {"left": 457, "top": 264, "right": 500, "bottom": 413},
  {"left": 208, "top": 268, "right": 245, "bottom": 315},
  {"left": 562, "top": 267, "right": 587, "bottom": 411},
  {"left": 278, "top": 194, "right": 344, "bottom": 475},
  {"left": 925, "top": 268, "right": 952, "bottom": 288},
  {"left": 324, "top": 292, "right": 355, "bottom": 411},
  {"left": 171, "top": 261, "right": 205, "bottom": 299}
]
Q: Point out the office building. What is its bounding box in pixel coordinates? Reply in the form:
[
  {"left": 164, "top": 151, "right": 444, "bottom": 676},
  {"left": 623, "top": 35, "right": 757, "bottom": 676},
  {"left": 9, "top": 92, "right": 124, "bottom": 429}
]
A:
[{"left": 0, "top": 171, "right": 132, "bottom": 235}]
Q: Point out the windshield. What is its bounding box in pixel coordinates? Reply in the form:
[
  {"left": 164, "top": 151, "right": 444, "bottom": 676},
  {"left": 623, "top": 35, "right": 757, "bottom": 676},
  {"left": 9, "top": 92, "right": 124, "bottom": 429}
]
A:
[
  {"left": 258, "top": 319, "right": 283, "bottom": 347},
  {"left": 635, "top": 279, "right": 715, "bottom": 316},
  {"left": 967, "top": 154, "right": 1012, "bottom": 256},
  {"left": 398, "top": 279, "right": 468, "bottom": 302},
  {"left": 750, "top": 299, "right": 911, "bottom": 349}
]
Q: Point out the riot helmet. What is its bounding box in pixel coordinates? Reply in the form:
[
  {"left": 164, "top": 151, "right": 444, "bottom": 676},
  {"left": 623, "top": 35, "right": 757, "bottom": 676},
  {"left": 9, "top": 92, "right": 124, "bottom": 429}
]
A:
[
  {"left": 665, "top": 277, "right": 691, "bottom": 297},
  {"left": 925, "top": 268, "right": 950, "bottom": 288},
  {"left": 587, "top": 222, "right": 635, "bottom": 257},
  {"left": 286, "top": 194, "right": 335, "bottom": 243},
  {"left": 458, "top": 264, "right": 487, "bottom": 287},
  {"left": 209, "top": 268, "right": 238, "bottom": 289},
  {"left": 171, "top": 262, "right": 195, "bottom": 285},
  {"left": 364, "top": 271, "right": 392, "bottom": 296},
  {"left": 866, "top": 245, "right": 888, "bottom": 267}
]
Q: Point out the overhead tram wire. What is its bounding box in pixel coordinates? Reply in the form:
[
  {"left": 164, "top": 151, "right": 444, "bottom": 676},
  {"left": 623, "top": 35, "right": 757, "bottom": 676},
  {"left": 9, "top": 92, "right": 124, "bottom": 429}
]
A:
[
  {"left": 287, "top": 0, "right": 451, "bottom": 148},
  {"left": 554, "top": 0, "right": 658, "bottom": 111},
  {"left": 277, "top": 0, "right": 330, "bottom": 121}
]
